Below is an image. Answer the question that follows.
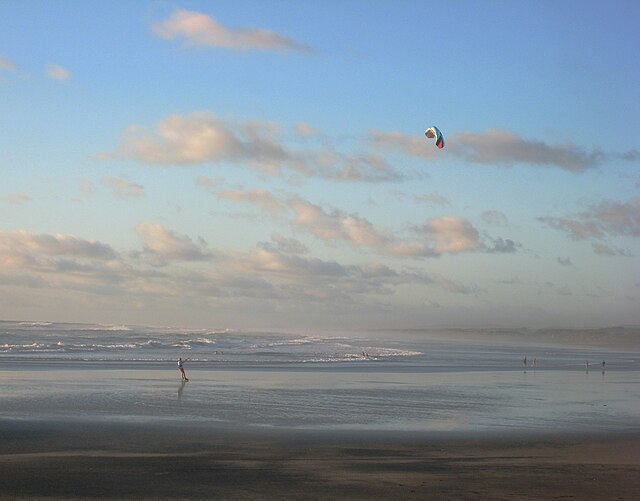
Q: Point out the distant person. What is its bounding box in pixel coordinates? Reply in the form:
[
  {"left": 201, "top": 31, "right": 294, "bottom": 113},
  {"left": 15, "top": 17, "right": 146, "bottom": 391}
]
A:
[
  {"left": 178, "top": 357, "right": 189, "bottom": 382},
  {"left": 523, "top": 356, "right": 527, "bottom": 367},
  {"left": 602, "top": 360, "right": 606, "bottom": 369}
]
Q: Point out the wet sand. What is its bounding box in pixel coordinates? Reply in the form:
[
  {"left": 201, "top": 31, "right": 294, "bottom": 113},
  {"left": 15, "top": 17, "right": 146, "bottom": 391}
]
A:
[{"left": 1, "top": 420, "right": 639, "bottom": 500}]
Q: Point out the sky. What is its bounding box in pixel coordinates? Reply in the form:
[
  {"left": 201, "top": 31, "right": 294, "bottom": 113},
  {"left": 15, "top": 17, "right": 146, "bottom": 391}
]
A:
[{"left": 1, "top": 1, "right": 639, "bottom": 330}]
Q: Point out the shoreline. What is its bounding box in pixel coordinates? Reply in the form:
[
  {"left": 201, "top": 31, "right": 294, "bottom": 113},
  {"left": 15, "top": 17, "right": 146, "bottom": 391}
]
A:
[{"left": 1, "top": 419, "right": 639, "bottom": 500}]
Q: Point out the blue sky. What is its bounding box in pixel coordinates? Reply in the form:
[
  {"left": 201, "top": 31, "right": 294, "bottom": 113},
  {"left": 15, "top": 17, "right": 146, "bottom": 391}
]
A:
[{"left": 1, "top": 1, "right": 638, "bottom": 329}]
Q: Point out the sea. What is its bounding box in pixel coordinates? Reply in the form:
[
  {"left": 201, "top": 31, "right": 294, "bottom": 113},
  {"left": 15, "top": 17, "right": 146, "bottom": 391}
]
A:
[{"left": 1, "top": 320, "right": 639, "bottom": 435}]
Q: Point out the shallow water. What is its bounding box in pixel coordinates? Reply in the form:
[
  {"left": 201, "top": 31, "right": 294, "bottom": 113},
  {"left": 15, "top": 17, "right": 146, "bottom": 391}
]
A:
[{"left": 1, "top": 321, "right": 639, "bottom": 433}]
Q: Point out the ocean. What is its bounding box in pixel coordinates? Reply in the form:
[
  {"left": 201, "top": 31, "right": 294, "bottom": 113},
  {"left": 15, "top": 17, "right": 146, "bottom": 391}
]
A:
[{"left": 1, "top": 320, "right": 639, "bottom": 434}]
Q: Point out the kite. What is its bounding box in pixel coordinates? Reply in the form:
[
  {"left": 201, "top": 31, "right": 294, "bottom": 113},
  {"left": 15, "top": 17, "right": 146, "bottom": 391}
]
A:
[{"left": 425, "top": 126, "right": 445, "bottom": 149}]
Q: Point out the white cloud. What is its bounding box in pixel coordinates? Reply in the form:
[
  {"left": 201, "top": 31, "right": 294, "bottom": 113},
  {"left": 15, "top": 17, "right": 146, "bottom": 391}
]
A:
[
  {"left": 0, "top": 230, "right": 118, "bottom": 260},
  {"left": 371, "top": 128, "right": 635, "bottom": 172},
  {"left": 46, "top": 63, "right": 72, "bottom": 81},
  {"left": 217, "top": 188, "right": 288, "bottom": 216},
  {"left": 102, "top": 177, "right": 144, "bottom": 199},
  {"left": 204, "top": 186, "right": 520, "bottom": 259},
  {"left": 135, "top": 222, "right": 214, "bottom": 262},
  {"left": 103, "top": 111, "right": 404, "bottom": 183},
  {"left": 422, "top": 216, "right": 480, "bottom": 254},
  {"left": 0, "top": 225, "right": 486, "bottom": 321},
  {"left": 289, "top": 197, "right": 392, "bottom": 247},
  {"left": 107, "top": 112, "right": 245, "bottom": 165},
  {"left": 151, "top": 9, "right": 312, "bottom": 53}
]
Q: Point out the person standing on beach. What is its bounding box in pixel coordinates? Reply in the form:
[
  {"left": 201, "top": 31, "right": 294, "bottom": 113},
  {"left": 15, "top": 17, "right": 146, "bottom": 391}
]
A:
[{"left": 178, "top": 357, "right": 189, "bottom": 382}]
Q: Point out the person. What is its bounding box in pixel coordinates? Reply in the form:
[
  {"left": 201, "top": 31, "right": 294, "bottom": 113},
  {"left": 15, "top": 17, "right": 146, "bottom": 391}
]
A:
[{"left": 178, "top": 357, "right": 189, "bottom": 382}]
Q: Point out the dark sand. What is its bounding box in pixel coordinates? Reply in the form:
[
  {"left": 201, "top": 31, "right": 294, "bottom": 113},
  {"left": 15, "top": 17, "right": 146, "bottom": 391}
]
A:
[{"left": 1, "top": 420, "right": 639, "bottom": 500}]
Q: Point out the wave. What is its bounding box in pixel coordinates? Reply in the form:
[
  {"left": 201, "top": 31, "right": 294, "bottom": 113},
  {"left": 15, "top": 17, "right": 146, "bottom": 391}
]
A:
[{"left": 0, "top": 320, "right": 432, "bottom": 363}]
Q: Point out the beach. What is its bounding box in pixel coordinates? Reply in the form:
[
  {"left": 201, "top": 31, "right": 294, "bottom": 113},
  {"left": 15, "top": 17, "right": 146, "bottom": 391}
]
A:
[
  {"left": 1, "top": 323, "right": 639, "bottom": 499},
  {"left": 1, "top": 419, "right": 639, "bottom": 500}
]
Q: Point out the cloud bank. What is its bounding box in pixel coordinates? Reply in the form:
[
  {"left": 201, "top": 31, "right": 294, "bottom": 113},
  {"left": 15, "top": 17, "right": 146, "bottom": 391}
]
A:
[
  {"left": 203, "top": 183, "right": 521, "bottom": 258},
  {"left": 0, "top": 226, "right": 481, "bottom": 317}
]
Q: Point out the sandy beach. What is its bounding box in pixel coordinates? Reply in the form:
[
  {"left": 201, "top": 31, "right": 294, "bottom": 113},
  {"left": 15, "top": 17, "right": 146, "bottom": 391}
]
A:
[{"left": 1, "top": 419, "right": 639, "bottom": 500}]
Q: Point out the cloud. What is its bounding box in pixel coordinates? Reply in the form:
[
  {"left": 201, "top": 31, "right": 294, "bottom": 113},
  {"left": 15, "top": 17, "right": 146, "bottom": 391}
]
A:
[
  {"left": 622, "top": 150, "right": 640, "bottom": 161},
  {"left": 234, "top": 245, "right": 472, "bottom": 299},
  {"left": 449, "top": 129, "right": 603, "bottom": 172},
  {"left": 295, "top": 123, "right": 318, "bottom": 137},
  {"left": 102, "top": 177, "right": 144, "bottom": 199},
  {"left": 591, "top": 242, "right": 633, "bottom": 257},
  {"left": 539, "top": 216, "right": 604, "bottom": 240},
  {"left": 0, "top": 229, "right": 148, "bottom": 297},
  {"left": 422, "top": 216, "right": 480, "bottom": 254},
  {"left": 195, "top": 175, "right": 225, "bottom": 191},
  {"left": 0, "top": 230, "right": 118, "bottom": 260},
  {"left": 205, "top": 186, "right": 521, "bottom": 259},
  {"left": 557, "top": 256, "right": 573, "bottom": 267},
  {"left": 582, "top": 198, "right": 640, "bottom": 238},
  {"left": 1, "top": 193, "right": 31, "bottom": 204},
  {"left": 540, "top": 197, "right": 639, "bottom": 256},
  {"left": 0, "top": 56, "right": 17, "bottom": 72},
  {"left": 371, "top": 128, "right": 636, "bottom": 172},
  {"left": 484, "top": 237, "right": 521, "bottom": 254},
  {"left": 135, "top": 222, "right": 215, "bottom": 262},
  {"left": 103, "top": 111, "right": 403, "bottom": 183},
  {"left": 151, "top": 9, "right": 312, "bottom": 53},
  {"left": 370, "top": 130, "right": 438, "bottom": 159},
  {"left": 0, "top": 225, "right": 485, "bottom": 319},
  {"left": 265, "top": 233, "right": 309, "bottom": 255},
  {"left": 217, "top": 188, "right": 288, "bottom": 216},
  {"left": 481, "top": 210, "right": 508, "bottom": 226},
  {"left": 415, "top": 192, "right": 450, "bottom": 207},
  {"left": 540, "top": 197, "right": 640, "bottom": 252},
  {"left": 289, "top": 197, "right": 393, "bottom": 247},
  {"left": 105, "top": 112, "right": 247, "bottom": 166},
  {"left": 45, "top": 63, "right": 72, "bottom": 81},
  {"left": 431, "top": 274, "right": 484, "bottom": 295},
  {"left": 80, "top": 179, "right": 94, "bottom": 197}
]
